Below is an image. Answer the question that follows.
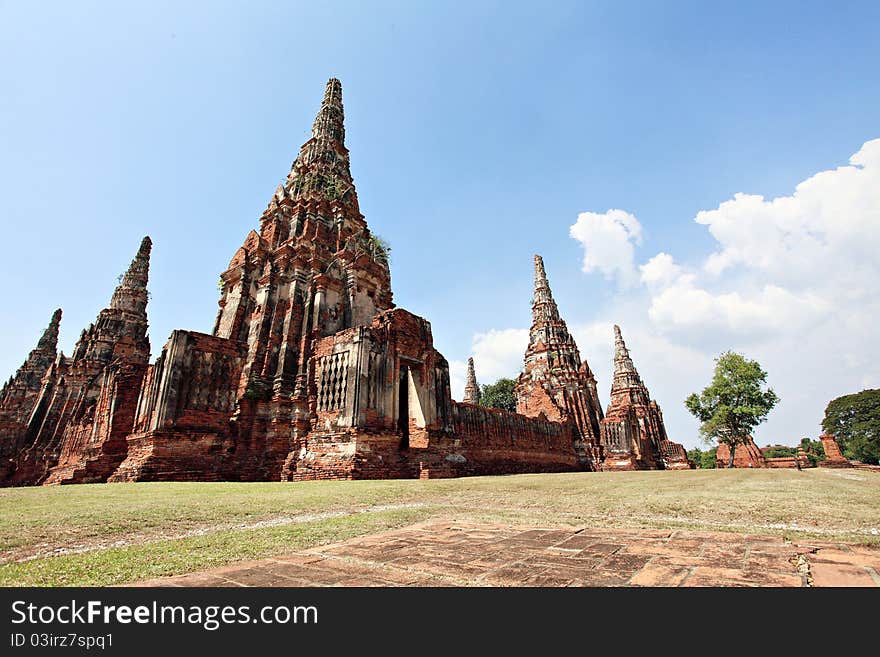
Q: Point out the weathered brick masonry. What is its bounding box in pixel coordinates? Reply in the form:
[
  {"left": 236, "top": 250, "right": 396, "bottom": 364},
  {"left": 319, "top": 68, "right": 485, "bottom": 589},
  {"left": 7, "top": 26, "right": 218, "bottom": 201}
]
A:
[
  {"left": 818, "top": 433, "right": 852, "bottom": 468},
  {"left": 0, "top": 309, "right": 61, "bottom": 481},
  {"left": 1, "top": 78, "right": 691, "bottom": 485},
  {"left": 2, "top": 238, "right": 152, "bottom": 485},
  {"left": 514, "top": 255, "right": 605, "bottom": 469},
  {"left": 599, "top": 325, "right": 691, "bottom": 470}
]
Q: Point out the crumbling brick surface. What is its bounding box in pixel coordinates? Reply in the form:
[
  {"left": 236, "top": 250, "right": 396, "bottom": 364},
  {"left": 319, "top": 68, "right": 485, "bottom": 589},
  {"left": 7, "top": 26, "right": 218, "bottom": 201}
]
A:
[
  {"left": 513, "top": 256, "right": 604, "bottom": 469},
  {"left": 3, "top": 239, "right": 152, "bottom": 486},
  {"left": 716, "top": 438, "right": 767, "bottom": 469},
  {"left": 599, "top": 326, "right": 690, "bottom": 471},
  {"left": 818, "top": 434, "right": 852, "bottom": 468},
  {"left": 108, "top": 431, "right": 233, "bottom": 482}
]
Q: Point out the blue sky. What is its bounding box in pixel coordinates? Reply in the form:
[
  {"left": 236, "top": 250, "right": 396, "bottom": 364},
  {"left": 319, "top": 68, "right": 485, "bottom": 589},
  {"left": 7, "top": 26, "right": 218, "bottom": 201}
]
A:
[{"left": 2, "top": 1, "right": 879, "bottom": 449}]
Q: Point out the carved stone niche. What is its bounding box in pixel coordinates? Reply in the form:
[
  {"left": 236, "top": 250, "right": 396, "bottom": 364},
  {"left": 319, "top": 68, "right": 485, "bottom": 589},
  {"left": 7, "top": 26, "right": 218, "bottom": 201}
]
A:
[{"left": 134, "top": 330, "right": 245, "bottom": 434}]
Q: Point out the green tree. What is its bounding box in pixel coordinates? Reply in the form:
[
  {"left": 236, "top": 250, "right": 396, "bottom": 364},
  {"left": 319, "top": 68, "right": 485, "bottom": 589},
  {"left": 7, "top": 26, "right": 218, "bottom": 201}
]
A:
[
  {"left": 686, "top": 446, "right": 718, "bottom": 469},
  {"left": 480, "top": 378, "right": 517, "bottom": 412},
  {"left": 821, "top": 389, "right": 880, "bottom": 465},
  {"left": 762, "top": 445, "right": 797, "bottom": 459},
  {"left": 685, "top": 351, "right": 779, "bottom": 468},
  {"left": 700, "top": 446, "right": 717, "bottom": 469},
  {"left": 687, "top": 447, "right": 703, "bottom": 468}
]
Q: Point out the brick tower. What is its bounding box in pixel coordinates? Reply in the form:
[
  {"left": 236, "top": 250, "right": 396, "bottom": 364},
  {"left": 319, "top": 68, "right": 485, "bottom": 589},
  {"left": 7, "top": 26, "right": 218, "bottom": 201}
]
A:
[
  {"left": 5, "top": 238, "right": 152, "bottom": 485},
  {"left": 115, "top": 78, "right": 414, "bottom": 482},
  {"left": 600, "top": 324, "right": 688, "bottom": 470},
  {"left": 514, "top": 255, "right": 604, "bottom": 468},
  {"left": 0, "top": 309, "right": 62, "bottom": 480},
  {"left": 463, "top": 357, "right": 481, "bottom": 405},
  {"left": 212, "top": 77, "right": 395, "bottom": 478}
]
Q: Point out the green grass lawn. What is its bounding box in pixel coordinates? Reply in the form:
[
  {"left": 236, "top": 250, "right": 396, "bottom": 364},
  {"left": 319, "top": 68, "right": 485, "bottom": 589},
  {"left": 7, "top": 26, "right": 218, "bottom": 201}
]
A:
[{"left": 1, "top": 468, "right": 878, "bottom": 586}]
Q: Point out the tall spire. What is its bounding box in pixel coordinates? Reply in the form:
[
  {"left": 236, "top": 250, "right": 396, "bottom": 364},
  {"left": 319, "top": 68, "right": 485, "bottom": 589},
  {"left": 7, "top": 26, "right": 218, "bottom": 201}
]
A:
[
  {"left": 280, "top": 78, "right": 359, "bottom": 212},
  {"left": 110, "top": 237, "right": 151, "bottom": 313},
  {"left": 311, "top": 78, "right": 345, "bottom": 143},
  {"left": 526, "top": 255, "right": 569, "bottom": 357},
  {"left": 600, "top": 323, "right": 683, "bottom": 469},
  {"left": 534, "top": 254, "right": 549, "bottom": 291},
  {"left": 612, "top": 325, "right": 638, "bottom": 376},
  {"left": 463, "top": 357, "right": 481, "bottom": 405},
  {"left": 35, "top": 308, "right": 62, "bottom": 353},
  {"left": 609, "top": 324, "right": 648, "bottom": 405},
  {"left": 531, "top": 254, "right": 560, "bottom": 321},
  {"left": 0, "top": 308, "right": 62, "bottom": 415}
]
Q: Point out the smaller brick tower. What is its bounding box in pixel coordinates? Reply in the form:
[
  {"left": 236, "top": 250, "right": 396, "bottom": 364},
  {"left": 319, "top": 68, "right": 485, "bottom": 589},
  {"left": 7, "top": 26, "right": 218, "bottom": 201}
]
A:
[
  {"left": 600, "top": 324, "right": 688, "bottom": 470},
  {"left": 0, "top": 309, "right": 62, "bottom": 480},
  {"left": 463, "top": 357, "right": 481, "bottom": 405},
  {"left": 6, "top": 237, "right": 153, "bottom": 485}
]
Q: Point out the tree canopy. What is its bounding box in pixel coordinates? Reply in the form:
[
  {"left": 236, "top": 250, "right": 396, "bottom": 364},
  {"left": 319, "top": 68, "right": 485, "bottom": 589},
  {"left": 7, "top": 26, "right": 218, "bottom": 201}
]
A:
[
  {"left": 821, "top": 389, "right": 880, "bottom": 465},
  {"left": 685, "top": 351, "right": 779, "bottom": 467},
  {"left": 479, "top": 378, "right": 517, "bottom": 412},
  {"left": 762, "top": 445, "right": 797, "bottom": 459},
  {"left": 686, "top": 446, "right": 717, "bottom": 469}
]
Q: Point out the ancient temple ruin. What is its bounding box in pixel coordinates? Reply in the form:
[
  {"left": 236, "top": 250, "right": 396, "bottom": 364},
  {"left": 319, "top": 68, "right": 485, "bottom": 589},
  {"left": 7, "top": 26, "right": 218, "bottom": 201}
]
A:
[
  {"left": 600, "top": 325, "right": 690, "bottom": 470},
  {"left": 817, "top": 434, "right": 852, "bottom": 468},
  {"left": 0, "top": 78, "right": 690, "bottom": 486},
  {"left": 514, "top": 255, "right": 605, "bottom": 469}
]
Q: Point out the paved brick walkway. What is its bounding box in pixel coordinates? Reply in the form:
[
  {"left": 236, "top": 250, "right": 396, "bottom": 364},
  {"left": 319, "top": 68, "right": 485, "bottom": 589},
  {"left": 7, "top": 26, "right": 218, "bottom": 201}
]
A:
[{"left": 134, "top": 521, "right": 880, "bottom": 587}]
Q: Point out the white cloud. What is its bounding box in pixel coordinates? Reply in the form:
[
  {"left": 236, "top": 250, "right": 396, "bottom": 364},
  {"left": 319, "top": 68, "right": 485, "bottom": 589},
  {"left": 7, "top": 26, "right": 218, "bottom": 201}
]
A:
[
  {"left": 647, "top": 278, "right": 832, "bottom": 337},
  {"left": 569, "top": 209, "right": 643, "bottom": 287},
  {"left": 639, "top": 252, "right": 681, "bottom": 288},
  {"left": 472, "top": 328, "right": 529, "bottom": 382},
  {"left": 561, "top": 137, "right": 880, "bottom": 449},
  {"left": 449, "top": 328, "right": 530, "bottom": 401},
  {"left": 698, "top": 139, "right": 880, "bottom": 286},
  {"left": 647, "top": 138, "right": 880, "bottom": 341}
]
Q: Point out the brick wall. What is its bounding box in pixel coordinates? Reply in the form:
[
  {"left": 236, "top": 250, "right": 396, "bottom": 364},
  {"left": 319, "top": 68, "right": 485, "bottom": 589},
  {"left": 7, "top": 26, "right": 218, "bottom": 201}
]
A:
[{"left": 286, "top": 400, "right": 582, "bottom": 481}]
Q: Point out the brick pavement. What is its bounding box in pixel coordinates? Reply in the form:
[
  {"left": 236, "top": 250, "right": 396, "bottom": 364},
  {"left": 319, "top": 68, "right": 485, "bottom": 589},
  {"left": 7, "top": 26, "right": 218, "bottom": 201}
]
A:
[{"left": 132, "top": 521, "right": 880, "bottom": 587}]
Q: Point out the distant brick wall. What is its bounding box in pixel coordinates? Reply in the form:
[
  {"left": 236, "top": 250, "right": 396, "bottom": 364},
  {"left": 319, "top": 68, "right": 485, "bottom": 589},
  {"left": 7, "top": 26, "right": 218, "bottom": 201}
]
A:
[
  {"left": 765, "top": 457, "right": 800, "bottom": 469},
  {"left": 659, "top": 440, "right": 693, "bottom": 469},
  {"left": 286, "top": 401, "right": 581, "bottom": 481},
  {"left": 451, "top": 402, "right": 575, "bottom": 455}
]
